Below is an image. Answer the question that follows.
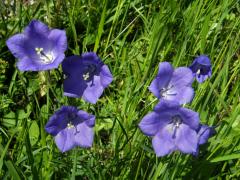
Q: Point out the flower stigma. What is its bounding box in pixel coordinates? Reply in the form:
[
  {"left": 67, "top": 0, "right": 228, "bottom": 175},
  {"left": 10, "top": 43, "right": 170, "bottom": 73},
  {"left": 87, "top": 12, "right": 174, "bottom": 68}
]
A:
[
  {"left": 172, "top": 115, "right": 182, "bottom": 128},
  {"left": 167, "top": 115, "right": 182, "bottom": 138},
  {"left": 35, "top": 47, "right": 53, "bottom": 64}
]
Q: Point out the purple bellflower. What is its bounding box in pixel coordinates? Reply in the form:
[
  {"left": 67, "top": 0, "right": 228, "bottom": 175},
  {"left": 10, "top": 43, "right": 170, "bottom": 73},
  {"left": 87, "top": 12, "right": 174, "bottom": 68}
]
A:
[
  {"left": 62, "top": 52, "right": 113, "bottom": 104},
  {"left": 139, "top": 100, "right": 200, "bottom": 157},
  {"left": 45, "top": 106, "right": 95, "bottom": 152},
  {"left": 189, "top": 55, "right": 212, "bottom": 83},
  {"left": 197, "top": 124, "right": 215, "bottom": 145},
  {"left": 193, "top": 124, "right": 215, "bottom": 156},
  {"left": 149, "top": 62, "right": 194, "bottom": 105},
  {"left": 6, "top": 20, "right": 67, "bottom": 71}
]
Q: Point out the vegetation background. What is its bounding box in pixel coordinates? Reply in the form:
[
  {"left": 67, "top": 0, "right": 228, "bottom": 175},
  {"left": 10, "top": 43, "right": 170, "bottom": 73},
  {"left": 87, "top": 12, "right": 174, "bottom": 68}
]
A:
[{"left": 0, "top": 0, "right": 240, "bottom": 179}]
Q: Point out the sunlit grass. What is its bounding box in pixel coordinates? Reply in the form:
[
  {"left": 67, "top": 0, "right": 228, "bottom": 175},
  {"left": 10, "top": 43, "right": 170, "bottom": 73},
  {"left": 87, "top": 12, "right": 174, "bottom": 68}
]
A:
[{"left": 0, "top": 0, "right": 240, "bottom": 179}]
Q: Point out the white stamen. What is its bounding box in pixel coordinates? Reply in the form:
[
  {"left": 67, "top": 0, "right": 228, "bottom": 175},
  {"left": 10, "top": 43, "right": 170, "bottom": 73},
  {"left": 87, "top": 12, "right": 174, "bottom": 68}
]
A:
[
  {"left": 67, "top": 122, "right": 74, "bottom": 129},
  {"left": 35, "top": 47, "right": 54, "bottom": 64},
  {"left": 83, "top": 72, "right": 90, "bottom": 80},
  {"left": 196, "top": 69, "right": 201, "bottom": 75}
]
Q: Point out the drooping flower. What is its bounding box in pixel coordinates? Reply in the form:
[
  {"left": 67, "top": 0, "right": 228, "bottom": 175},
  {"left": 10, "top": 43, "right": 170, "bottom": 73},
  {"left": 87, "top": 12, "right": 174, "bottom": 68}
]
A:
[
  {"left": 62, "top": 52, "right": 113, "bottom": 104},
  {"left": 139, "top": 100, "right": 200, "bottom": 157},
  {"left": 197, "top": 124, "right": 215, "bottom": 145},
  {"left": 6, "top": 20, "right": 67, "bottom": 71},
  {"left": 189, "top": 55, "right": 212, "bottom": 83},
  {"left": 193, "top": 124, "right": 215, "bottom": 156},
  {"left": 149, "top": 62, "right": 194, "bottom": 105},
  {"left": 45, "top": 106, "right": 95, "bottom": 152}
]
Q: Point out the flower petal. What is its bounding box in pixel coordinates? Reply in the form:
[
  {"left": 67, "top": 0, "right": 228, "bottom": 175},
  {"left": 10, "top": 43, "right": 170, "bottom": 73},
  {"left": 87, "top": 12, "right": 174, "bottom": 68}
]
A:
[
  {"left": 153, "top": 100, "right": 180, "bottom": 113},
  {"left": 62, "top": 55, "right": 83, "bottom": 76},
  {"left": 175, "top": 124, "right": 198, "bottom": 154},
  {"left": 74, "top": 122, "right": 94, "bottom": 148},
  {"left": 139, "top": 112, "right": 170, "bottom": 136},
  {"left": 24, "top": 20, "right": 49, "bottom": 37},
  {"left": 170, "top": 67, "right": 193, "bottom": 87},
  {"left": 63, "top": 76, "right": 87, "bottom": 98},
  {"left": 165, "top": 86, "right": 194, "bottom": 104},
  {"left": 16, "top": 57, "right": 38, "bottom": 71},
  {"left": 82, "top": 76, "right": 104, "bottom": 104},
  {"left": 179, "top": 107, "right": 199, "bottom": 130},
  {"left": 77, "top": 110, "right": 95, "bottom": 127},
  {"left": 100, "top": 65, "right": 113, "bottom": 87},
  {"left": 48, "top": 29, "right": 67, "bottom": 53},
  {"left": 196, "top": 74, "right": 208, "bottom": 83},
  {"left": 198, "top": 125, "right": 215, "bottom": 145},
  {"left": 6, "top": 34, "right": 28, "bottom": 60},
  {"left": 152, "top": 125, "right": 176, "bottom": 157},
  {"left": 149, "top": 62, "right": 174, "bottom": 98},
  {"left": 54, "top": 128, "right": 76, "bottom": 152}
]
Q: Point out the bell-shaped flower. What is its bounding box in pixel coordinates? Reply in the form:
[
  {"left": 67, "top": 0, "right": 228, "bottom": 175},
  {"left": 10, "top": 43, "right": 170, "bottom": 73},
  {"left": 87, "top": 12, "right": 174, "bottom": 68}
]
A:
[
  {"left": 189, "top": 55, "right": 212, "bottom": 83},
  {"left": 197, "top": 124, "right": 215, "bottom": 145},
  {"left": 45, "top": 106, "right": 95, "bottom": 152},
  {"left": 139, "top": 100, "right": 200, "bottom": 157},
  {"left": 193, "top": 124, "right": 215, "bottom": 156},
  {"left": 62, "top": 52, "right": 113, "bottom": 104},
  {"left": 149, "top": 62, "right": 194, "bottom": 105},
  {"left": 6, "top": 20, "right": 67, "bottom": 71}
]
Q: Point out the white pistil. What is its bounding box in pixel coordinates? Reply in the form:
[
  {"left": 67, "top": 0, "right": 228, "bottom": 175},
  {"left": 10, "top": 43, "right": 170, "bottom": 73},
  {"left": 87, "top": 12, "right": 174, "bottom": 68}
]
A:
[
  {"left": 83, "top": 72, "right": 90, "bottom": 80},
  {"left": 67, "top": 122, "right": 74, "bottom": 129},
  {"left": 196, "top": 69, "right": 201, "bottom": 75},
  {"left": 35, "top": 47, "right": 54, "bottom": 64}
]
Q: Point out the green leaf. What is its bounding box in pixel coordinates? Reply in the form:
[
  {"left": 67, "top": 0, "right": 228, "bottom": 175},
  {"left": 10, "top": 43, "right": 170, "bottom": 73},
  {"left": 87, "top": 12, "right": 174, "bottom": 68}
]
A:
[
  {"left": 29, "top": 121, "right": 39, "bottom": 146},
  {"left": 210, "top": 153, "right": 240, "bottom": 162}
]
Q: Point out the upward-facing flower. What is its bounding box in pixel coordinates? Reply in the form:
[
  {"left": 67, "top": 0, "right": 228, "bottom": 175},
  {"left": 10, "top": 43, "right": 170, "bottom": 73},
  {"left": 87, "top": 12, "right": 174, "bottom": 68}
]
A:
[
  {"left": 6, "top": 20, "right": 67, "bottom": 71},
  {"left": 45, "top": 106, "right": 95, "bottom": 152},
  {"left": 189, "top": 55, "right": 212, "bottom": 83},
  {"left": 149, "top": 62, "right": 194, "bottom": 105},
  {"left": 139, "top": 100, "right": 200, "bottom": 156},
  {"left": 62, "top": 52, "right": 113, "bottom": 104}
]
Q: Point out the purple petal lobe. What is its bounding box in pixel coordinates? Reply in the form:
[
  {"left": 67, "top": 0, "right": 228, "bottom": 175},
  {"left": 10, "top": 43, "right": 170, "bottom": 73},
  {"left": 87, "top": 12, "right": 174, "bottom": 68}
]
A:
[
  {"left": 63, "top": 76, "right": 87, "bottom": 98},
  {"left": 24, "top": 20, "right": 49, "bottom": 36},
  {"left": 170, "top": 67, "right": 193, "bottom": 87},
  {"left": 75, "top": 122, "right": 94, "bottom": 147},
  {"left": 100, "top": 65, "right": 113, "bottom": 87},
  {"left": 175, "top": 124, "right": 198, "bottom": 154},
  {"left": 82, "top": 76, "right": 104, "bottom": 104},
  {"left": 6, "top": 34, "right": 27, "bottom": 59},
  {"left": 198, "top": 125, "right": 215, "bottom": 145},
  {"left": 179, "top": 107, "right": 199, "bottom": 130},
  {"left": 139, "top": 112, "right": 170, "bottom": 136},
  {"left": 48, "top": 29, "right": 67, "bottom": 53},
  {"left": 164, "top": 86, "right": 194, "bottom": 104},
  {"left": 152, "top": 126, "right": 175, "bottom": 157},
  {"left": 149, "top": 62, "right": 174, "bottom": 98},
  {"left": 154, "top": 100, "right": 179, "bottom": 113},
  {"left": 54, "top": 128, "right": 76, "bottom": 152}
]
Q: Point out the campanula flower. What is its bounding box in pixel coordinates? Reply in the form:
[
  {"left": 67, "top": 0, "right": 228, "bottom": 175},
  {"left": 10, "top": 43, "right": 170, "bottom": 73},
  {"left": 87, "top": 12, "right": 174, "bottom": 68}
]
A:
[
  {"left": 45, "top": 106, "right": 95, "bottom": 152},
  {"left": 197, "top": 124, "right": 215, "bottom": 145},
  {"left": 193, "top": 124, "right": 215, "bottom": 156},
  {"left": 6, "top": 20, "right": 67, "bottom": 71},
  {"left": 149, "top": 62, "right": 194, "bottom": 105},
  {"left": 189, "top": 55, "right": 212, "bottom": 83},
  {"left": 62, "top": 52, "right": 113, "bottom": 104},
  {"left": 139, "top": 100, "right": 200, "bottom": 156}
]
